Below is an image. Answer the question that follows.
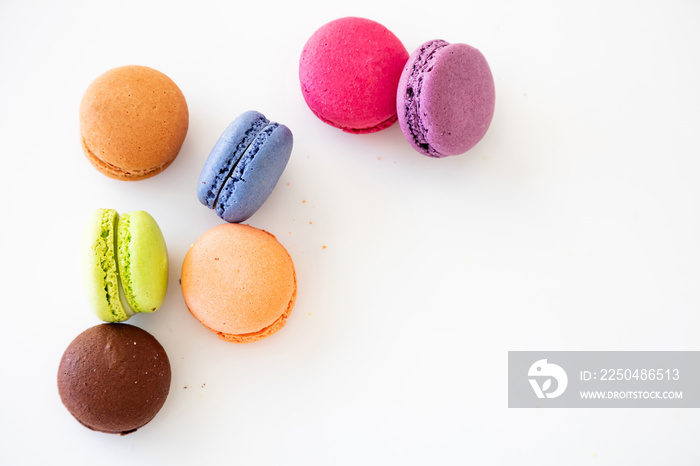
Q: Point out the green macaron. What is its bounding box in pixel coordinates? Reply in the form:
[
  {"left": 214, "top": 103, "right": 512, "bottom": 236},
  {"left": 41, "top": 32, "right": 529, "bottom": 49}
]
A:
[{"left": 82, "top": 208, "right": 168, "bottom": 322}]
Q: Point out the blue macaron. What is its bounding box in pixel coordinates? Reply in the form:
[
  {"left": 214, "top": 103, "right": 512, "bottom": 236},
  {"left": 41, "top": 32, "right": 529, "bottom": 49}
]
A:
[{"left": 197, "top": 111, "right": 293, "bottom": 223}]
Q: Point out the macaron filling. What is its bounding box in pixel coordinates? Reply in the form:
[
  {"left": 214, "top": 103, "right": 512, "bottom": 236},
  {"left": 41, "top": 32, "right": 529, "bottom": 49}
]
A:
[
  {"left": 402, "top": 39, "right": 450, "bottom": 157},
  {"left": 116, "top": 214, "right": 134, "bottom": 310},
  {"left": 93, "top": 209, "right": 133, "bottom": 322},
  {"left": 200, "top": 114, "right": 270, "bottom": 209},
  {"left": 100, "top": 210, "right": 127, "bottom": 320},
  {"left": 214, "top": 122, "right": 280, "bottom": 219}
]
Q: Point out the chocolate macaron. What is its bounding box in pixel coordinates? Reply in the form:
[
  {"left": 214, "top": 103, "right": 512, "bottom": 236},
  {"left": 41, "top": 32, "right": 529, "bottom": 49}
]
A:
[
  {"left": 57, "top": 324, "right": 171, "bottom": 434},
  {"left": 80, "top": 65, "right": 189, "bottom": 180}
]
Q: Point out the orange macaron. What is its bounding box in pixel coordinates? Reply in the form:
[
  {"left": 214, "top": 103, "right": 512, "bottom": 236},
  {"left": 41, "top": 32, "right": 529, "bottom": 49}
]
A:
[
  {"left": 79, "top": 65, "right": 189, "bottom": 180},
  {"left": 180, "top": 224, "right": 297, "bottom": 343}
]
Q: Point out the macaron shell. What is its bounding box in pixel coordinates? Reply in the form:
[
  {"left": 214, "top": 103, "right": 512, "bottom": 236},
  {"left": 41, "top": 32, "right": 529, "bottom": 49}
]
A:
[
  {"left": 216, "top": 123, "right": 293, "bottom": 223},
  {"left": 80, "top": 65, "right": 189, "bottom": 180},
  {"left": 197, "top": 111, "right": 269, "bottom": 209},
  {"left": 57, "top": 324, "right": 171, "bottom": 434},
  {"left": 180, "top": 223, "right": 296, "bottom": 342},
  {"left": 299, "top": 17, "right": 408, "bottom": 133},
  {"left": 82, "top": 208, "right": 131, "bottom": 322},
  {"left": 195, "top": 296, "right": 295, "bottom": 344},
  {"left": 421, "top": 43, "right": 495, "bottom": 155},
  {"left": 117, "top": 211, "right": 168, "bottom": 314}
]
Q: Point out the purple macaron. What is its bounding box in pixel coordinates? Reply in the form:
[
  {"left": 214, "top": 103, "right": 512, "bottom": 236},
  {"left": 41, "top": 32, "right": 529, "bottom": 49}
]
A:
[{"left": 397, "top": 40, "right": 495, "bottom": 158}]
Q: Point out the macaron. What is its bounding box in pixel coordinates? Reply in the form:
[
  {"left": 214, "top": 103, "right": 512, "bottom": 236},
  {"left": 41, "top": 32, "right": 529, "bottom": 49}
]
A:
[
  {"left": 80, "top": 65, "right": 189, "bottom": 180},
  {"left": 82, "top": 208, "right": 168, "bottom": 322},
  {"left": 299, "top": 17, "right": 409, "bottom": 133},
  {"left": 180, "top": 223, "right": 296, "bottom": 343},
  {"left": 57, "top": 323, "right": 171, "bottom": 434},
  {"left": 397, "top": 40, "right": 495, "bottom": 157},
  {"left": 197, "top": 111, "right": 293, "bottom": 223}
]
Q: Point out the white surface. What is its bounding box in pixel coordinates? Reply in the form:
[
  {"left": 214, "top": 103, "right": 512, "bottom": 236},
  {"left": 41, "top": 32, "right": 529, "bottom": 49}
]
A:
[{"left": 1, "top": 0, "right": 699, "bottom": 464}]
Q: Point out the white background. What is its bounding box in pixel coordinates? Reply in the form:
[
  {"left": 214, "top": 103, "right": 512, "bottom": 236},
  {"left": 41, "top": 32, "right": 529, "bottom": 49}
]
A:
[{"left": 1, "top": 0, "right": 699, "bottom": 464}]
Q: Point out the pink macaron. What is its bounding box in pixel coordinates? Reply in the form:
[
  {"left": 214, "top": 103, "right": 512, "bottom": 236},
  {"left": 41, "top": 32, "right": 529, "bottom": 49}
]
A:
[
  {"left": 397, "top": 40, "right": 495, "bottom": 157},
  {"left": 299, "top": 17, "right": 409, "bottom": 134}
]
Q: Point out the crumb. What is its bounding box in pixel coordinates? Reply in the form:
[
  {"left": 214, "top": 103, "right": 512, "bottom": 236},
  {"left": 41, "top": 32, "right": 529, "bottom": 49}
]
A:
[
  {"left": 184, "top": 386, "right": 188, "bottom": 389},
  {"left": 322, "top": 245, "right": 327, "bottom": 250},
  {"left": 378, "top": 157, "right": 381, "bottom": 160},
  {"left": 309, "top": 221, "right": 313, "bottom": 225},
  {"left": 214, "top": 257, "right": 219, "bottom": 260},
  {"left": 302, "top": 200, "right": 306, "bottom": 204},
  {"left": 201, "top": 383, "right": 206, "bottom": 388},
  {"left": 287, "top": 182, "right": 290, "bottom": 186},
  {"left": 308, "top": 313, "right": 311, "bottom": 316}
]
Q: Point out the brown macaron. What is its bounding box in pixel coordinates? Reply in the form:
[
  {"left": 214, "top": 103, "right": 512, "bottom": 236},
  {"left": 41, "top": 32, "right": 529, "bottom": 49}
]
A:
[
  {"left": 181, "top": 224, "right": 297, "bottom": 343},
  {"left": 57, "top": 324, "right": 171, "bottom": 434},
  {"left": 79, "top": 65, "right": 189, "bottom": 180}
]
